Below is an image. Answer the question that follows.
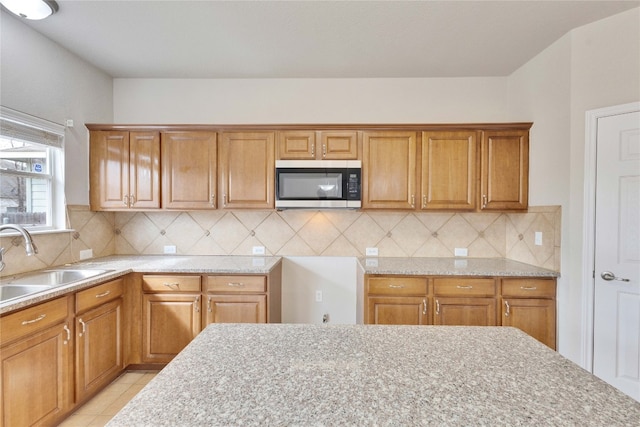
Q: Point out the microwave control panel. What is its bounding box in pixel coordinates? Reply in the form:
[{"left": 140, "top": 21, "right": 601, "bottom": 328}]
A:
[{"left": 347, "top": 172, "right": 361, "bottom": 200}]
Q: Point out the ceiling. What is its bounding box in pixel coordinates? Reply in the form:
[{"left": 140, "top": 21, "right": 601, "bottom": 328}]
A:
[{"left": 11, "top": 0, "right": 640, "bottom": 79}]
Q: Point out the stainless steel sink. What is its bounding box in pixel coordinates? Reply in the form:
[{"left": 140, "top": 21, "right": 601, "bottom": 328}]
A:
[
  {"left": 0, "top": 284, "right": 54, "bottom": 302},
  {"left": 0, "top": 269, "right": 113, "bottom": 303}
]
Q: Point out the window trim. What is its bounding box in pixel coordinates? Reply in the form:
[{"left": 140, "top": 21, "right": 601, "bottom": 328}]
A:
[{"left": 0, "top": 106, "right": 66, "bottom": 231}]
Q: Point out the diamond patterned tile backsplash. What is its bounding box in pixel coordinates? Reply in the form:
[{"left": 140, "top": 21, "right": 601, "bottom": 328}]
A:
[{"left": 0, "top": 205, "right": 560, "bottom": 276}]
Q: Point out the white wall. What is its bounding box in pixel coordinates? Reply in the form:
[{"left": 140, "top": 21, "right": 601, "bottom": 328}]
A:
[
  {"left": 114, "top": 77, "right": 508, "bottom": 124},
  {"left": 0, "top": 11, "right": 113, "bottom": 206},
  {"left": 507, "top": 7, "right": 640, "bottom": 366}
]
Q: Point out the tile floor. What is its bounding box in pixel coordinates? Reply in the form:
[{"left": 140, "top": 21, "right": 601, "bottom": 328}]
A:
[{"left": 58, "top": 371, "right": 159, "bottom": 427}]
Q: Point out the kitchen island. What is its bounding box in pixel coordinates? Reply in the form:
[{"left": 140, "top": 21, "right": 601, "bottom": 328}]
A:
[{"left": 107, "top": 324, "right": 639, "bottom": 426}]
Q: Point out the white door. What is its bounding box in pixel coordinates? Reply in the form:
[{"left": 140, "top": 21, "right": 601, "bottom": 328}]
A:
[{"left": 593, "top": 110, "right": 640, "bottom": 401}]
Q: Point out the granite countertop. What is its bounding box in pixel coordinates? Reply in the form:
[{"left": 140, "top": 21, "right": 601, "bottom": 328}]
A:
[
  {"left": 0, "top": 255, "right": 282, "bottom": 314},
  {"left": 107, "top": 324, "right": 639, "bottom": 426},
  {"left": 359, "top": 257, "right": 559, "bottom": 277}
]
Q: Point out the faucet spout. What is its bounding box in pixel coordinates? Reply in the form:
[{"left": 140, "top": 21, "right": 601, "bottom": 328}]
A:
[{"left": 0, "top": 224, "right": 38, "bottom": 271}]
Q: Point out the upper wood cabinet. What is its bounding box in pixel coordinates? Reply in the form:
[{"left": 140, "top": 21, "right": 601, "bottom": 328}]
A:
[
  {"left": 362, "top": 131, "right": 417, "bottom": 209},
  {"left": 277, "top": 130, "right": 359, "bottom": 160},
  {"left": 480, "top": 130, "right": 529, "bottom": 211},
  {"left": 219, "top": 132, "right": 275, "bottom": 209},
  {"left": 421, "top": 131, "right": 478, "bottom": 210},
  {"left": 89, "top": 130, "right": 160, "bottom": 210},
  {"left": 161, "top": 131, "right": 217, "bottom": 209}
]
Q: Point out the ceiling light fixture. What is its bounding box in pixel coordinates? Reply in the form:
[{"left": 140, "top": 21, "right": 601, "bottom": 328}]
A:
[{"left": 0, "top": 0, "right": 58, "bottom": 20}]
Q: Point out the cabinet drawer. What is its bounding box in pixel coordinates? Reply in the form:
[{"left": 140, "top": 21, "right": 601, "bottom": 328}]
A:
[
  {"left": 143, "top": 275, "right": 201, "bottom": 292},
  {"left": 207, "top": 275, "right": 266, "bottom": 293},
  {"left": 0, "top": 296, "right": 69, "bottom": 345},
  {"left": 367, "top": 277, "right": 427, "bottom": 296},
  {"left": 76, "top": 278, "right": 123, "bottom": 313},
  {"left": 433, "top": 278, "right": 496, "bottom": 297},
  {"left": 502, "top": 278, "right": 556, "bottom": 298}
]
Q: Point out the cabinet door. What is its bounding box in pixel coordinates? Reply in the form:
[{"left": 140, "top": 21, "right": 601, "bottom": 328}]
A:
[
  {"left": 366, "top": 296, "right": 429, "bottom": 325},
  {"left": 502, "top": 298, "right": 556, "bottom": 349},
  {"left": 76, "top": 298, "right": 123, "bottom": 402},
  {"left": 434, "top": 297, "right": 497, "bottom": 326},
  {"left": 480, "top": 130, "right": 529, "bottom": 210},
  {"left": 320, "top": 131, "right": 359, "bottom": 160},
  {"left": 129, "top": 132, "right": 161, "bottom": 209},
  {"left": 89, "top": 130, "right": 130, "bottom": 210},
  {"left": 205, "top": 294, "right": 266, "bottom": 324},
  {"left": 277, "top": 131, "right": 316, "bottom": 159},
  {"left": 220, "top": 132, "right": 275, "bottom": 209},
  {"left": 162, "top": 131, "right": 217, "bottom": 209},
  {"left": 362, "top": 131, "right": 417, "bottom": 209},
  {"left": 0, "top": 323, "right": 73, "bottom": 426},
  {"left": 421, "top": 131, "right": 477, "bottom": 210},
  {"left": 142, "top": 293, "right": 202, "bottom": 363}
]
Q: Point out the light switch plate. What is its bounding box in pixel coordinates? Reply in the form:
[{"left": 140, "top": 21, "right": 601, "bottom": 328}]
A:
[
  {"left": 454, "top": 248, "right": 468, "bottom": 257},
  {"left": 79, "top": 249, "right": 93, "bottom": 260},
  {"left": 163, "top": 245, "right": 177, "bottom": 254},
  {"left": 535, "top": 232, "right": 543, "bottom": 246},
  {"left": 365, "top": 247, "right": 379, "bottom": 256},
  {"left": 252, "top": 246, "right": 266, "bottom": 255}
]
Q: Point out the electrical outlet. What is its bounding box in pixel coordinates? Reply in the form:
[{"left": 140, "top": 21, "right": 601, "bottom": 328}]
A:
[
  {"left": 79, "top": 249, "right": 93, "bottom": 260},
  {"left": 454, "top": 248, "right": 468, "bottom": 257},
  {"left": 535, "top": 232, "right": 543, "bottom": 246},
  {"left": 252, "top": 246, "right": 266, "bottom": 255},
  {"left": 163, "top": 245, "right": 177, "bottom": 254},
  {"left": 365, "top": 247, "right": 379, "bottom": 256},
  {"left": 315, "top": 290, "right": 323, "bottom": 302}
]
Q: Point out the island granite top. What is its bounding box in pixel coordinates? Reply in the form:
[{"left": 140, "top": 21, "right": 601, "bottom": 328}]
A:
[
  {"left": 359, "top": 257, "right": 559, "bottom": 277},
  {"left": 107, "top": 324, "right": 638, "bottom": 426}
]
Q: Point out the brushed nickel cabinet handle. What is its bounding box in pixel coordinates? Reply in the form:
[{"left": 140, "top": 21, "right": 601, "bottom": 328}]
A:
[
  {"left": 21, "top": 314, "right": 46, "bottom": 325},
  {"left": 130, "top": 194, "right": 136, "bottom": 206},
  {"left": 504, "top": 300, "right": 510, "bottom": 317},
  {"left": 482, "top": 194, "right": 488, "bottom": 209},
  {"left": 210, "top": 194, "right": 215, "bottom": 206},
  {"left": 223, "top": 194, "right": 227, "bottom": 206},
  {"left": 457, "top": 285, "right": 473, "bottom": 289},
  {"left": 435, "top": 300, "right": 440, "bottom": 315},
  {"left": 311, "top": 143, "right": 315, "bottom": 157},
  {"left": 411, "top": 195, "right": 415, "bottom": 208},
  {"left": 422, "top": 299, "right": 427, "bottom": 315},
  {"left": 123, "top": 195, "right": 129, "bottom": 206},
  {"left": 95, "top": 290, "right": 111, "bottom": 298},
  {"left": 227, "top": 282, "right": 245, "bottom": 287},
  {"left": 163, "top": 282, "right": 179, "bottom": 288},
  {"left": 207, "top": 296, "right": 212, "bottom": 313},
  {"left": 422, "top": 195, "right": 427, "bottom": 208},
  {"left": 520, "top": 286, "right": 537, "bottom": 291},
  {"left": 63, "top": 324, "right": 71, "bottom": 344},
  {"left": 322, "top": 144, "right": 326, "bottom": 158},
  {"left": 388, "top": 284, "right": 404, "bottom": 289},
  {"left": 194, "top": 295, "right": 200, "bottom": 312},
  {"left": 78, "top": 318, "right": 86, "bottom": 336}
]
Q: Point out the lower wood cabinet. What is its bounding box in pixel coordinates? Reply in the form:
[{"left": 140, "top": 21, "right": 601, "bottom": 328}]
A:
[
  {"left": 142, "top": 275, "right": 202, "bottom": 363},
  {"left": 501, "top": 278, "right": 556, "bottom": 350},
  {"left": 0, "top": 297, "right": 73, "bottom": 427},
  {"left": 75, "top": 279, "right": 124, "bottom": 403},
  {"left": 362, "top": 274, "right": 556, "bottom": 349},
  {"left": 367, "top": 296, "right": 429, "bottom": 325},
  {"left": 434, "top": 297, "right": 497, "bottom": 326},
  {"left": 205, "top": 275, "right": 268, "bottom": 324}
]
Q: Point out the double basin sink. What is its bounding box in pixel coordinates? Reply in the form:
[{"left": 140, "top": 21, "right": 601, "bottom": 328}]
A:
[{"left": 0, "top": 269, "right": 113, "bottom": 304}]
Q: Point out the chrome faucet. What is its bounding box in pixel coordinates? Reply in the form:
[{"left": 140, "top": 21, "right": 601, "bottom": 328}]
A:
[{"left": 0, "top": 224, "right": 38, "bottom": 272}]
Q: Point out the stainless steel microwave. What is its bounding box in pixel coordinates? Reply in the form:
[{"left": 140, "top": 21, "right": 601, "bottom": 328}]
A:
[{"left": 275, "top": 160, "right": 361, "bottom": 209}]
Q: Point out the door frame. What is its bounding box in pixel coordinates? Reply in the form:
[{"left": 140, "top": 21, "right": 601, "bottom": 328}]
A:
[{"left": 581, "top": 101, "right": 640, "bottom": 371}]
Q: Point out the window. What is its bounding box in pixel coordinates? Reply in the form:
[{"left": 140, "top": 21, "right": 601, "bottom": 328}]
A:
[{"left": 0, "top": 107, "right": 65, "bottom": 231}]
